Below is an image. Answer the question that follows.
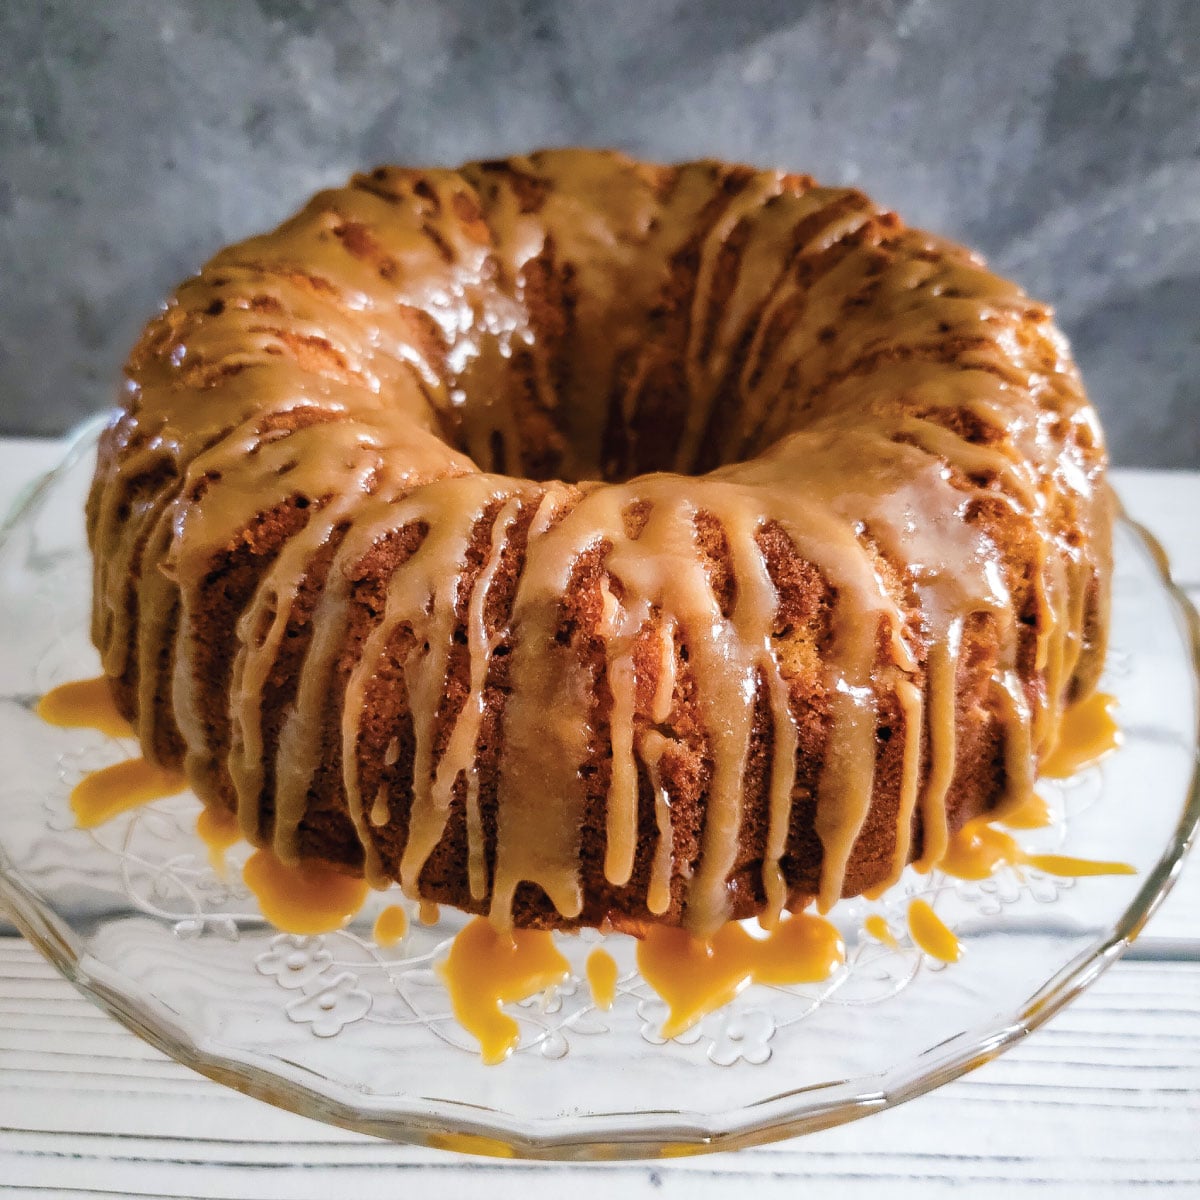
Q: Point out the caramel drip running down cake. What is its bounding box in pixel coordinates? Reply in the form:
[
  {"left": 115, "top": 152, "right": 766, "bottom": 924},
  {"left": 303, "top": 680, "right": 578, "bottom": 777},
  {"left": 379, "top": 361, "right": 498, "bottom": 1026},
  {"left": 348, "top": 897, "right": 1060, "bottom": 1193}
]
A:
[{"left": 87, "top": 149, "right": 1112, "bottom": 938}]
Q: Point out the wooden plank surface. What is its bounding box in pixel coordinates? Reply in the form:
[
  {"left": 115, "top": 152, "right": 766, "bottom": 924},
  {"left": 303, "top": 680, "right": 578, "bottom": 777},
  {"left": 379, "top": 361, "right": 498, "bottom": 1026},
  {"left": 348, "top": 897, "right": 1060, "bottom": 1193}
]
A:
[
  {"left": 0, "top": 937, "right": 1196, "bottom": 1197},
  {"left": 1, "top": 440, "right": 1197, "bottom": 1196}
]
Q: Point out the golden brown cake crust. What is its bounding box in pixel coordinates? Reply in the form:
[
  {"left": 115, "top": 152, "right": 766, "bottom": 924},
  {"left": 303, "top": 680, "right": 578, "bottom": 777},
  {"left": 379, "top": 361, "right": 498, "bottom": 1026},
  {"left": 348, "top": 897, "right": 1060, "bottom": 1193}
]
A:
[{"left": 87, "top": 149, "right": 1112, "bottom": 936}]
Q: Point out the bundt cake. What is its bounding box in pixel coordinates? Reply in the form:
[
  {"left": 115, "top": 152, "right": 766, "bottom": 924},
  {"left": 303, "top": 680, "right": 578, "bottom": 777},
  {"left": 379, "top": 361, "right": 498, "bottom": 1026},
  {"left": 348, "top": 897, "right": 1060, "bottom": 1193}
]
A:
[{"left": 86, "top": 149, "right": 1112, "bottom": 938}]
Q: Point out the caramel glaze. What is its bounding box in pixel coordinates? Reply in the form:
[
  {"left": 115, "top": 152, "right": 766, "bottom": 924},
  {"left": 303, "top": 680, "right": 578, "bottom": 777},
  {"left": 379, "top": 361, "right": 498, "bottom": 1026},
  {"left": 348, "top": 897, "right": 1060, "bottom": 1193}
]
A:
[
  {"left": 196, "top": 804, "right": 240, "bottom": 876},
  {"left": 373, "top": 903, "right": 409, "bottom": 947},
  {"left": 906, "top": 899, "right": 961, "bottom": 963},
  {"left": 1040, "top": 691, "right": 1121, "bottom": 779},
  {"left": 70, "top": 758, "right": 185, "bottom": 829},
  {"left": 638, "top": 911, "right": 845, "bottom": 1038},
  {"left": 438, "top": 916, "right": 570, "bottom": 1064},
  {"left": 863, "top": 914, "right": 899, "bottom": 949},
  {"left": 38, "top": 676, "right": 133, "bottom": 739},
  {"left": 938, "top": 817, "right": 1134, "bottom": 882},
  {"left": 87, "top": 149, "right": 1112, "bottom": 938},
  {"left": 242, "top": 849, "right": 369, "bottom": 935},
  {"left": 586, "top": 947, "right": 619, "bottom": 1011}
]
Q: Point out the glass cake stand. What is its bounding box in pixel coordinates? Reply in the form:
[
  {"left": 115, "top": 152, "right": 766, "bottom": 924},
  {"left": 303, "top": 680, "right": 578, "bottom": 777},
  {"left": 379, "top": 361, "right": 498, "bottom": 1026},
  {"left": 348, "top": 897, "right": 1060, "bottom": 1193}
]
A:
[{"left": 0, "top": 416, "right": 1197, "bottom": 1160}]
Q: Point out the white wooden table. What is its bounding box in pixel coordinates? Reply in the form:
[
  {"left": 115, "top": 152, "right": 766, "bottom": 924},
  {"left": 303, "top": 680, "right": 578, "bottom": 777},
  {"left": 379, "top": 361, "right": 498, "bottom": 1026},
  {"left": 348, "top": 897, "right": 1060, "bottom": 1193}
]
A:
[{"left": 1, "top": 439, "right": 1197, "bottom": 1199}]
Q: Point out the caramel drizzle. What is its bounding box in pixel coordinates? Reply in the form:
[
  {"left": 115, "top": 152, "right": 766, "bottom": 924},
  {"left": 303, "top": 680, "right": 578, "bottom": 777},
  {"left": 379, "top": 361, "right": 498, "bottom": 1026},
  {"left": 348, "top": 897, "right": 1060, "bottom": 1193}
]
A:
[
  {"left": 342, "top": 474, "right": 515, "bottom": 886},
  {"left": 676, "top": 172, "right": 786, "bottom": 472},
  {"left": 87, "top": 150, "right": 1111, "bottom": 936}
]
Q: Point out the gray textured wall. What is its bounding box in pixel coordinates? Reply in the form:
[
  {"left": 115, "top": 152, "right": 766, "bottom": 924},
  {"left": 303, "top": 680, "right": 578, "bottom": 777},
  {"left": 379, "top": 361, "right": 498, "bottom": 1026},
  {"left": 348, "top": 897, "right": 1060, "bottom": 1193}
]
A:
[{"left": 1, "top": 0, "right": 1198, "bottom": 465}]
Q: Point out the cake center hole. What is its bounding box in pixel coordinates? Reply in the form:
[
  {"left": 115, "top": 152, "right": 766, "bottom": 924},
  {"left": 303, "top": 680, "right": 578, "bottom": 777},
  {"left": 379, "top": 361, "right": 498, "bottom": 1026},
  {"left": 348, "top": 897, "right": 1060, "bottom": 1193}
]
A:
[
  {"left": 441, "top": 376, "right": 748, "bottom": 484},
  {"left": 433, "top": 352, "right": 770, "bottom": 485}
]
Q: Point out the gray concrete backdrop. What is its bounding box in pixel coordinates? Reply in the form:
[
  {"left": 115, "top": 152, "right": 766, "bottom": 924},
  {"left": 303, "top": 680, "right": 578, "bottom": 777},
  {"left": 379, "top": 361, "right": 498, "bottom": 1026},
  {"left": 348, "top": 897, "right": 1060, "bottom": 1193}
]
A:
[{"left": 1, "top": 0, "right": 1197, "bottom": 465}]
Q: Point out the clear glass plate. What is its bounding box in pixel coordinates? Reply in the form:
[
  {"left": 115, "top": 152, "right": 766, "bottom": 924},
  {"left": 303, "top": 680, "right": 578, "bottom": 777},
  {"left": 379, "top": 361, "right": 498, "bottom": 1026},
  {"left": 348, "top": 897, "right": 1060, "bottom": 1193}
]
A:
[{"left": 0, "top": 417, "right": 1197, "bottom": 1160}]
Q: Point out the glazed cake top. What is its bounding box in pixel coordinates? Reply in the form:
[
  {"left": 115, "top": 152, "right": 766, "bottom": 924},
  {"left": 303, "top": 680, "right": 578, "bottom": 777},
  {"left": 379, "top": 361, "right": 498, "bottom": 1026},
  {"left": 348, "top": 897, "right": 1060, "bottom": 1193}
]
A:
[{"left": 89, "top": 150, "right": 1110, "bottom": 934}]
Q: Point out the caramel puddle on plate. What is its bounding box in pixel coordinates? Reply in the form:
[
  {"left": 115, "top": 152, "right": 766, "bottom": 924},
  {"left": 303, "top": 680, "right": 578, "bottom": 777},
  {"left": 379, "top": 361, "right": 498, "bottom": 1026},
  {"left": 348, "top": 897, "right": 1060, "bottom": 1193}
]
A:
[
  {"left": 939, "top": 818, "right": 1135, "bottom": 882},
  {"left": 636, "top": 912, "right": 845, "bottom": 1040},
  {"left": 44, "top": 679, "right": 1130, "bottom": 1062},
  {"left": 914, "top": 799, "right": 1134, "bottom": 964},
  {"left": 906, "top": 899, "right": 961, "bottom": 963},
  {"left": 1040, "top": 691, "right": 1121, "bottom": 778},
  {"left": 1022, "top": 852, "right": 1137, "bottom": 878},
  {"left": 37, "top": 676, "right": 133, "bottom": 739},
  {"left": 373, "top": 904, "right": 409, "bottom": 948},
  {"left": 70, "top": 759, "right": 186, "bottom": 828},
  {"left": 195, "top": 807, "right": 240, "bottom": 877},
  {"left": 242, "top": 850, "right": 369, "bottom": 936},
  {"left": 1000, "top": 791, "right": 1052, "bottom": 830},
  {"left": 862, "top": 914, "right": 899, "bottom": 949},
  {"left": 418, "top": 900, "right": 441, "bottom": 926},
  {"left": 427, "top": 1132, "right": 515, "bottom": 1159},
  {"left": 438, "top": 917, "right": 570, "bottom": 1064},
  {"left": 585, "top": 947, "right": 619, "bottom": 1010},
  {"left": 41, "top": 676, "right": 185, "bottom": 828}
]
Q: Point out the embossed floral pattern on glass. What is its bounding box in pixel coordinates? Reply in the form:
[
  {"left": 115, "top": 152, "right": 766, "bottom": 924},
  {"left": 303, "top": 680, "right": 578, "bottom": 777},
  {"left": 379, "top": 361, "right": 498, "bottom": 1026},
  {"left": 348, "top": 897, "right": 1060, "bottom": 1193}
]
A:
[{"left": 0, "top": 420, "right": 1196, "bottom": 1158}]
